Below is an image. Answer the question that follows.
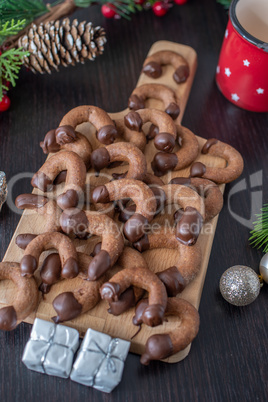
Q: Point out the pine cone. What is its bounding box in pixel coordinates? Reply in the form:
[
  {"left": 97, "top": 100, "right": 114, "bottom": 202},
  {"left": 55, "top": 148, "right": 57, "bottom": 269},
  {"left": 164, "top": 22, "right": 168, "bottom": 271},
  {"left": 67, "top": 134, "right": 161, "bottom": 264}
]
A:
[{"left": 18, "top": 18, "right": 107, "bottom": 74}]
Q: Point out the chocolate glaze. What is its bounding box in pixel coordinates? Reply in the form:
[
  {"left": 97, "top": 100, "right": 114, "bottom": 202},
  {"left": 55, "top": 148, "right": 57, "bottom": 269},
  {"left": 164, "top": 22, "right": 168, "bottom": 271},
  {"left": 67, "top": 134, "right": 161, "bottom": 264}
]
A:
[
  {"left": 88, "top": 250, "right": 111, "bottom": 280},
  {"left": 54, "top": 170, "right": 67, "bottom": 185},
  {"left": 132, "top": 298, "right": 149, "bottom": 325},
  {"left": 90, "top": 242, "right": 102, "bottom": 257},
  {"left": 20, "top": 255, "right": 37, "bottom": 277},
  {"left": 150, "top": 185, "right": 166, "bottom": 213},
  {"left": 91, "top": 147, "right": 110, "bottom": 171},
  {"left": 118, "top": 204, "right": 136, "bottom": 223},
  {"left": 97, "top": 125, "right": 118, "bottom": 145},
  {"left": 147, "top": 124, "right": 159, "bottom": 141},
  {"left": 92, "top": 185, "right": 110, "bottom": 203},
  {"left": 173, "top": 208, "right": 184, "bottom": 224},
  {"left": 40, "top": 253, "right": 61, "bottom": 285},
  {"left": 108, "top": 288, "right": 136, "bottom": 315},
  {"left": 157, "top": 266, "right": 186, "bottom": 296},
  {"left": 112, "top": 172, "right": 127, "bottom": 180},
  {"left": 40, "top": 129, "right": 59, "bottom": 154},
  {"left": 100, "top": 281, "right": 121, "bottom": 301},
  {"left": 128, "top": 94, "right": 145, "bottom": 110},
  {"left": 31, "top": 172, "right": 53, "bottom": 192},
  {"left": 62, "top": 257, "right": 79, "bottom": 279},
  {"left": 60, "top": 209, "right": 88, "bottom": 237},
  {"left": 169, "top": 177, "right": 191, "bottom": 186},
  {"left": 123, "top": 213, "right": 148, "bottom": 243},
  {"left": 133, "top": 234, "right": 150, "bottom": 252},
  {"left": 175, "top": 206, "right": 203, "bottom": 246},
  {"left": 55, "top": 125, "right": 76, "bottom": 145},
  {"left": 57, "top": 189, "right": 79, "bottom": 210},
  {"left": 15, "top": 234, "right": 37, "bottom": 250},
  {"left": 173, "top": 65, "right": 190, "bottom": 83},
  {"left": 107, "top": 161, "right": 122, "bottom": 169},
  {"left": 165, "top": 102, "right": 180, "bottom": 120},
  {"left": 143, "top": 62, "right": 162, "bottom": 79},
  {"left": 52, "top": 292, "right": 82, "bottom": 323},
  {"left": 140, "top": 334, "right": 173, "bottom": 365},
  {"left": 151, "top": 152, "right": 178, "bottom": 176},
  {"left": 124, "top": 111, "right": 143, "bottom": 131},
  {"left": 202, "top": 138, "right": 218, "bottom": 154},
  {"left": 154, "top": 133, "right": 175, "bottom": 153},
  {"left": 39, "top": 283, "right": 51, "bottom": 294},
  {"left": 0, "top": 306, "right": 18, "bottom": 331},
  {"left": 190, "top": 162, "right": 206, "bottom": 178},
  {"left": 15, "top": 194, "right": 48, "bottom": 210},
  {"left": 142, "top": 304, "right": 165, "bottom": 327}
]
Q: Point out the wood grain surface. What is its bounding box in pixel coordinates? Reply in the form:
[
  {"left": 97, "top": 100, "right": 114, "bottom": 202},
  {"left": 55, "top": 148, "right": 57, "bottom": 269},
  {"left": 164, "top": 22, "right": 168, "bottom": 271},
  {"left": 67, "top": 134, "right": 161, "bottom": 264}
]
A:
[
  {"left": 0, "top": 0, "right": 267, "bottom": 401},
  {"left": 1, "top": 40, "right": 225, "bottom": 363}
]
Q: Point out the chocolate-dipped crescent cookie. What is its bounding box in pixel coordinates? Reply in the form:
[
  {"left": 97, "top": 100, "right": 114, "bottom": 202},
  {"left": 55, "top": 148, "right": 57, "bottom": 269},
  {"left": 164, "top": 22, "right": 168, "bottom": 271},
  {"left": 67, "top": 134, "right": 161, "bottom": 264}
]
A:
[
  {"left": 151, "top": 125, "right": 199, "bottom": 176},
  {"left": 100, "top": 263, "right": 167, "bottom": 327},
  {"left": 20, "top": 232, "right": 79, "bottom": 279},
  {"left": 0, "top": 262, "right": 39, "bottom": 331},
  {"left": 92, "top": 179, "right": 157, "bottom": 243},
  {"left": 40, "top": 126, "right": 92, "bottom": 169},
  {"left": 31, "top": 150, "right": 86, "bottom": 210},
  {"left": 190, "top": 138, "right": 244, "bottom": 184},
  {"left": 15, "top": 194, "right": 62, "bottom": 233},
  {"left": 142, "top": 50, "right": 190, "bottom": 84},
  {"left": 59, "top": 105, "right": 119, "bottom": 145},
  {"left": 124, "top": 108, "right": 177, "bottom": 153},
  {"left": 51, "top": 252, "right": 107, "bottom": 323},
  {"left": 139, "top": 297, "right": 200, "bottom": 365},
  {"left": 60, "top": 209, "right": 124, "bottom": 280},
  {"left": 128, "top": 84, "right": 180, "bottom": 120},
  {"left": 170, "top": 177, "right": 223, "bottom": 222},
  {"left": 133, "top": 227, "right": 202, "bottom": 295},
  {"left": 91, "top": 142, "right": 147, "bottom": 181}
]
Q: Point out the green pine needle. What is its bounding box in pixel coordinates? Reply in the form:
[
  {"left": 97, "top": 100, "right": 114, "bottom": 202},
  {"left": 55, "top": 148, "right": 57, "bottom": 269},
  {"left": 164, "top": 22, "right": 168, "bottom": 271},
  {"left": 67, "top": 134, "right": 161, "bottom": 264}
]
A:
[
  {"left": 0, "top": 0, "right": 59, "bottom": 27},
  {"left": 74, "top": 0, "right": 142, "bottom": 19},
  {"left": 0, "top": 19, "right": 27, "bottom": 46},
  {"left": 217, "top": 0, "right": 232, "bottom": 9},
  {"left": 0, "top": 47, "right": 29, "bottom": 100},
  {"left": 249, "top": 204, "right": 268, "bottom": 252}
]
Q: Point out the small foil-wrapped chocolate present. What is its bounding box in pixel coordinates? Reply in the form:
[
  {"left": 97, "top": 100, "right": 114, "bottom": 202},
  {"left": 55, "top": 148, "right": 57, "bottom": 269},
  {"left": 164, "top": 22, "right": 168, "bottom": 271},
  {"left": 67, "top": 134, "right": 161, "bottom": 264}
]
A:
[
  {"left": 0, "top": 172, "right": 7, "bottom": 211},
  {"left": 22, "top": 318, "right": 79, "bottom": 378},
  {"left": 70, "top": 328, "right": 130, "bottom": 393}
]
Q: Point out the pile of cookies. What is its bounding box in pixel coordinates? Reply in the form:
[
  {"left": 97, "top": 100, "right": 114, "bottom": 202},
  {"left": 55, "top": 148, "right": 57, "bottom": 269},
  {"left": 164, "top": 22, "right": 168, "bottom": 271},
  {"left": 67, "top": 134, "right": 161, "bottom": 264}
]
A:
[{"left": 0, "top": 49, "right": 244, "bottom": 365}]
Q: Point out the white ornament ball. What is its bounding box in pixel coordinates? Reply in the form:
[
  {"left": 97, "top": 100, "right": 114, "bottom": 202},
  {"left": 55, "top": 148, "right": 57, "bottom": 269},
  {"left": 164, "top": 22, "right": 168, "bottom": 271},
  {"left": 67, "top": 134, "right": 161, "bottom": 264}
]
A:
[
  {"left": 259, "top": 253, "right": 268, "bottom": 284},
  {"left": 219, "top": 265, "right": 260, "bottom": 306}
]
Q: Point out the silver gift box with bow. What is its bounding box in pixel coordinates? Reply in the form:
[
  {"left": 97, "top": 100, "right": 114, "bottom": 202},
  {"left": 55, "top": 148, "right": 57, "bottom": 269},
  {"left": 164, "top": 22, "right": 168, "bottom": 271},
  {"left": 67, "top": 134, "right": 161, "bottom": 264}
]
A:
[
  {"left": 70, "top": 328, "right": 130, "bottom": 393},
  {"left": 22, "top": 318, "right": 79, "bottom": 378}
]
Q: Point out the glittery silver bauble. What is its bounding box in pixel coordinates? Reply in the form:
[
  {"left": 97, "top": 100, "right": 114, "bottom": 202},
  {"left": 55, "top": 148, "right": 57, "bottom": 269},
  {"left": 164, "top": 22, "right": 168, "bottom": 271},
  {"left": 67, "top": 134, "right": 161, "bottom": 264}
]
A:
[
  {"left": 219, "top": 265, "right": 260, "bottom": 306},
  {"left": 259, "top": 253, "right": 268, "bottom": 284},
  {"left": 0, "top": 171, "right": 7, "bottom": 211}
]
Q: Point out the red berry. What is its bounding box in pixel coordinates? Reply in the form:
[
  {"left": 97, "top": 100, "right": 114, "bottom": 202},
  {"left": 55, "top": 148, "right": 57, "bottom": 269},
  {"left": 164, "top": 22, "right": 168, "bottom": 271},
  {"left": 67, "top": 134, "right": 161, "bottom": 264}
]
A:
[
  {"left": 174, "top": 0, "right": 188, "bottom": 4},
  {"left": 152, "top": 2, "right": 168, "bottom": 17},
  {"left": 101, "top": 3, "right": 117, "bottom": 18},
  {"left": 0, "top": 94, "right": 11, "bottom": 112},
  {"left": 135, "top": 0, "right": 145, "bottom": 4}
]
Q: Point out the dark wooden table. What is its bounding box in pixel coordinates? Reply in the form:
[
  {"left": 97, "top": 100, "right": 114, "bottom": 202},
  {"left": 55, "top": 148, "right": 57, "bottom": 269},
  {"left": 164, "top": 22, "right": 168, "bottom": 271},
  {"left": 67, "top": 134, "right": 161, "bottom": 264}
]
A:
[{"left": 1, "top": 0, "right": 268, "bottom": 400}]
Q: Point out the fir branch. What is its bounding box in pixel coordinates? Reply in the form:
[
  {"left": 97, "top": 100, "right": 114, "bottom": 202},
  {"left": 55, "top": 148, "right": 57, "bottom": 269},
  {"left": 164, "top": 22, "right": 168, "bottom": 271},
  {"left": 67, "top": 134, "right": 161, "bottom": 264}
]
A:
[
  {"left": 0, "top": 19, "right": 27, "bottom": 46},
  {"left": 0, "top": 47, "right": 29, "bottom": 100},
  {"left": 74, "top": 0, "right": 142, "bottom": 19},
  {"left": 217, "top": 0, "right": 232, "bottom": 9},
  {"left": 249, "top": 204, "right": 268, "bottom": 252},
  {"left": 0, "top": 0, "right": 60, "bottom": 26}
]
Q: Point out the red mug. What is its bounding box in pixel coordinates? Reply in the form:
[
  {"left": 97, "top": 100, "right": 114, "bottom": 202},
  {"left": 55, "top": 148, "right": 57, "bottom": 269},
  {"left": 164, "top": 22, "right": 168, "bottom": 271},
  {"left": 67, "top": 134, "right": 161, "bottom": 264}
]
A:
[{"left": 216, "top": 0, "right": 268, "bottom": 112}]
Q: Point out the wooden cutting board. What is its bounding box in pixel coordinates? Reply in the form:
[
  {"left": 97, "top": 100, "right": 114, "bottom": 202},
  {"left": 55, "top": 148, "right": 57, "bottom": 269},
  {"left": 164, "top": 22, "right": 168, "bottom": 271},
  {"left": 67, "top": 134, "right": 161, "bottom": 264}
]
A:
[{"left": 1, "top": 41, "right": 225, "bottom": 363}]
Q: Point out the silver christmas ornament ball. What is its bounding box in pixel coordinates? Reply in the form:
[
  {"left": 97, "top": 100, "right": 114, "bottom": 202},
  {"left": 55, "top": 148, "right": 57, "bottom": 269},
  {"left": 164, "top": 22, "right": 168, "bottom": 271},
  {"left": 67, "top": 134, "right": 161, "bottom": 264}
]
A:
[
  {"left": 219, "top": 265, "right": 260, "bottom": 306},
  {"left": 259, "top": 253, "right": 268, "bottom": 284}
]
